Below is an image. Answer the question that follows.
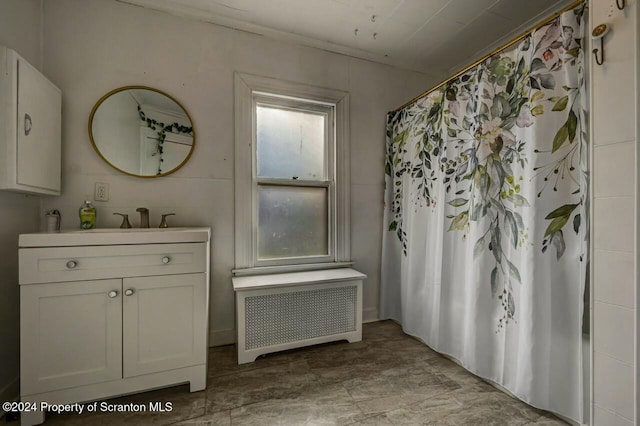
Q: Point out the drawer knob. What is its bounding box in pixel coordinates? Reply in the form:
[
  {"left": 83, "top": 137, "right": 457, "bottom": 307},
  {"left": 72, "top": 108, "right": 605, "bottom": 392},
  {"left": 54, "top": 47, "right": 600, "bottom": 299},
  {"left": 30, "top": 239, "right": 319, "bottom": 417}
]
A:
[
  {"left": 125, "top": 289, "right": 135, "bottom": 296},
  {"left": 108, "top": 290, "right": 118, "bottom": 299},
  {"left": 162, "top": 256, "right": 171, "bottom": 264},
  {"left": 66, "top": 260, "right": 78, "bottom": 269}
]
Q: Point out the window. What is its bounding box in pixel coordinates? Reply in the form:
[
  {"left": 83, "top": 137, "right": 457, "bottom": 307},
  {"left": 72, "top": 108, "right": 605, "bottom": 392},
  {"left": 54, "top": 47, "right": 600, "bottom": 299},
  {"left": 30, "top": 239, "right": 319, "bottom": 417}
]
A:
[
  {"left": 254, "top": 95, "right": 333, "bottom": 264},
  {"left": 234, "top": 74, "right": 350, "bottom": 273}
]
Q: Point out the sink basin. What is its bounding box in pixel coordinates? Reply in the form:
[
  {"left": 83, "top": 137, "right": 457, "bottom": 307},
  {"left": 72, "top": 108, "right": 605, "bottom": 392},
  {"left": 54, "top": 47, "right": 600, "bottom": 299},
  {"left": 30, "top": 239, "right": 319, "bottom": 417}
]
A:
[{"left": 19, "top": 227, "right": 211, "bottom": 247}]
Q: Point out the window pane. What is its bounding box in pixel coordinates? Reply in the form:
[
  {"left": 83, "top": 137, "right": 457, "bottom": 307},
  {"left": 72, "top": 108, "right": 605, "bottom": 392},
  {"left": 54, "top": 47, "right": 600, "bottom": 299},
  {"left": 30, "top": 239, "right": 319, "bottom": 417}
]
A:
[
  {"left": 258, "top": 185, "right": 328, "bottom": 259},
  {"left": 256, "top": 105, "right": 326, "bottom": 180}
]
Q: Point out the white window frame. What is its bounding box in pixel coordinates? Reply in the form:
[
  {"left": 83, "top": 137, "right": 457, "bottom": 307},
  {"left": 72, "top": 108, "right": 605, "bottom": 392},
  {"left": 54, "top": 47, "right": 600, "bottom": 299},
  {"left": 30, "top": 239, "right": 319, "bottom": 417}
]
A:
[
  {"left": 253, "top": 95, "right": 334, "bottom": 266},
  {"left": 234, "top": 73, "right": 351, "bottom": 275}
]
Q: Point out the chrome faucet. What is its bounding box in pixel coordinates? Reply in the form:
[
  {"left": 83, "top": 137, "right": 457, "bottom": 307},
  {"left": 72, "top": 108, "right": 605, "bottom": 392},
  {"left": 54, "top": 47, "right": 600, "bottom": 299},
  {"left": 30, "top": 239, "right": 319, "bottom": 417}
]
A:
[{"left": 136, "top": 207, "right": 150, "bottom": 228}]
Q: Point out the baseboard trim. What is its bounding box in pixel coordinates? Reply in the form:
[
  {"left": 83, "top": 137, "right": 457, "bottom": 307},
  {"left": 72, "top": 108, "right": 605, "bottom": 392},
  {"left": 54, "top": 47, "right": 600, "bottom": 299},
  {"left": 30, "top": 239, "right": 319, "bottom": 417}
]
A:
[
  {"left": 209, "top": 328, "right": 236, "bottom": 347},
  {"left": 0, "top": 377, "right": 19, "bottom": 417},
  {"left": 362, "top": 307, "right": 379, "bottom": 323}
]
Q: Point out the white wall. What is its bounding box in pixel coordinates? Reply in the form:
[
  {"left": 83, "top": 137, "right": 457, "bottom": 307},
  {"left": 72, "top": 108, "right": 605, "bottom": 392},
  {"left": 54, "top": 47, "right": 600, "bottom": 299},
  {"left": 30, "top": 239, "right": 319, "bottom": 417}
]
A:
[
  {"left": 40, "top": 0, "right": 438, "bottom": 345},
  {"left": 0, "top": 0, "right": 43, "bottom": 405},
  {"left": 590, "top": 0, "right": 637, "bottom": 424}
]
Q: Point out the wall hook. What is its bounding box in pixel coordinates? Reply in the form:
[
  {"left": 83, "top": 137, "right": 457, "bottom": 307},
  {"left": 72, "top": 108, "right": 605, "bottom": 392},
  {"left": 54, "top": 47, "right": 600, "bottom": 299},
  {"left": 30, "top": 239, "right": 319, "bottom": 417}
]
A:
[
  {"left": 591, "top": 23, "right": 609, "bottom": 66},
  {"left": 592, "top": 40, "right": 604, "bottom": 65},
  {"left": 617, "top": 0, "right": 625, "bottom": 10}
]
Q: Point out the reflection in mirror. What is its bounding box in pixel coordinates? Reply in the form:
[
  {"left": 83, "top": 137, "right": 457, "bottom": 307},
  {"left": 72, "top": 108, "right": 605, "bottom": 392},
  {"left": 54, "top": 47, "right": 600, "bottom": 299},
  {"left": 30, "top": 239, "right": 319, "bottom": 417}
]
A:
[{"left": 89, "top": 86, "right": 195, "bottom": 177}]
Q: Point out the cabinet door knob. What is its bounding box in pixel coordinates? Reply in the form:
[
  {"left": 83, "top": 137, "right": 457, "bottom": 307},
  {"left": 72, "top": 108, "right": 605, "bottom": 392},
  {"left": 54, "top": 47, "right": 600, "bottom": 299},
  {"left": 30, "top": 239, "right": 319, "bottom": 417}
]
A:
[
  {"left": 162, "top": 256, "right": 171, "bottom": 264},
  {"left": 108, "top": 290, "right": 118, "bottom": 298},
  {"left": 125, "top": 289, "right": 135, "bottom": 296},
  {"left": 66, "top": 260, "right": 78, "bottom": 269}
]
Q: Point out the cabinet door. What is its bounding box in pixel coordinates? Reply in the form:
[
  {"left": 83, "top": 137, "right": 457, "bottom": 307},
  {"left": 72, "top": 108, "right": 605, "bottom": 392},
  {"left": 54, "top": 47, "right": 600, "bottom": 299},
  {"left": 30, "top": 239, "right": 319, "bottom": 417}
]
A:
[
  {"left": 122, "top": 273, "right": 207, "bottom": 377},
  {"left": 20, "top": 279, "right": 122, "bottom": 395},
  {"left": 16, "top": 56, "right": 61, "bottom": 192}
]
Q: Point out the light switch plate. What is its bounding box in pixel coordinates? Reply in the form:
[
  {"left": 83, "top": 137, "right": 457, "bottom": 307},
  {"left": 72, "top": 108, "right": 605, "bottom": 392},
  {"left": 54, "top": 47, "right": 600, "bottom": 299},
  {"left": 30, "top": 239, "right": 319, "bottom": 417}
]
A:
[{"left": 95, "top": 182, "right": 109, "bottom": 201}]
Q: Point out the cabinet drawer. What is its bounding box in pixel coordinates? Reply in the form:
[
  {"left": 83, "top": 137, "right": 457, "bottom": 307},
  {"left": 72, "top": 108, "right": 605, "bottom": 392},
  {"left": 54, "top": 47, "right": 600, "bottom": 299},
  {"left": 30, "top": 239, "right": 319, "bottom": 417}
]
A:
[{"left": 19, "top": 243, "right": 207, "bottom": 284}]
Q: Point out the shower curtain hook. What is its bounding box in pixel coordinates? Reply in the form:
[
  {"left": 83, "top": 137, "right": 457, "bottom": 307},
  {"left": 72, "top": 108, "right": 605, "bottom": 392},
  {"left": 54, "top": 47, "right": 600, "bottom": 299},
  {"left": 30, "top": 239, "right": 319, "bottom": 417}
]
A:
[
  {"left": 591, "top": 24, "right": 609, "bottom": 66},
  {"left": 617, "top": 0, "right": 625, "bottom": 10}
]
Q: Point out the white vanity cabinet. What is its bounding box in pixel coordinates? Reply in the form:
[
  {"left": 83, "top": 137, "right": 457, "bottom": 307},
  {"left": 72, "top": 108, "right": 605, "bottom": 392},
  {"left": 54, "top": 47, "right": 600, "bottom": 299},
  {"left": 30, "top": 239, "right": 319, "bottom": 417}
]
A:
[
  {"left": 0, "top": 46, "right": 61, "bottom": 195},
  {"left": 18, "top": 228, "right": 210, "bottom": 426},
  {"left": 21, "top": 279, "right": 123, "bottom": 395}
]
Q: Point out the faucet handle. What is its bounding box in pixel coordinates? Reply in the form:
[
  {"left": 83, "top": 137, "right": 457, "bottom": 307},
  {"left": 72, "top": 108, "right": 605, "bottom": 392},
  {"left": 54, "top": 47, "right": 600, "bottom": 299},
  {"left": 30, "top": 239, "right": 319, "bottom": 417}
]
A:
[
  {"left": 159, "top": 213, "right": 175, "bottom": 228},
  {"left": 113, "top": 213, "right": 132, "bottom": 229}
]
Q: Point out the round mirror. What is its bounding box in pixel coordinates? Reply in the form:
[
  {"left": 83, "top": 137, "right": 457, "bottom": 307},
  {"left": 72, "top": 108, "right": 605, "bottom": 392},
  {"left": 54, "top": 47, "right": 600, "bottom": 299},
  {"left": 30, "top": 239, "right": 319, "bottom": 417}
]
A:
[{"left": 89, "top": 86, "right": 195, "bottom": 177}]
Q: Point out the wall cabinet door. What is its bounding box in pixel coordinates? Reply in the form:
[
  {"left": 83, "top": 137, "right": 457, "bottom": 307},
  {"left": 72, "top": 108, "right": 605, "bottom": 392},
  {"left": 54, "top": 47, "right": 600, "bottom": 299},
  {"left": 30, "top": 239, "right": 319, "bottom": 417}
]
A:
[
  {"left": 20, "top": 279, "right": 123, "bottom": 395},
  {"left": 0, "top": 47, "right": 61, "bottom": 195},
  {"left": 122, "top": 273, "right": 207, "bottom": 378},
  {"left": 16, "top": 55, "right": 61, "bottom": 192}
]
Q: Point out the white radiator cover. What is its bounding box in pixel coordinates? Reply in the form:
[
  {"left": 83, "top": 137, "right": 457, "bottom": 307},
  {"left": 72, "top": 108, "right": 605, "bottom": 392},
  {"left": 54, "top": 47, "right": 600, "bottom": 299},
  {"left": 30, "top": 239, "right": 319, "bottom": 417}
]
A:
[{"left": 233, "top": 269, "right": 365, "bottom": 364}]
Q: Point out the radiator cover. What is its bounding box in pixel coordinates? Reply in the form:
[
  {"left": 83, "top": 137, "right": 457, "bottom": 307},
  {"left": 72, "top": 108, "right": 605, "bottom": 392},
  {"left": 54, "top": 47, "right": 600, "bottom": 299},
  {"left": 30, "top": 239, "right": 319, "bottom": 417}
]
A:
[
  {"left": 245, "top": 285, "right": 358, "bottom": 350},
  {"left": 233, "top": 271, "right": 364, "bottom": 364}
]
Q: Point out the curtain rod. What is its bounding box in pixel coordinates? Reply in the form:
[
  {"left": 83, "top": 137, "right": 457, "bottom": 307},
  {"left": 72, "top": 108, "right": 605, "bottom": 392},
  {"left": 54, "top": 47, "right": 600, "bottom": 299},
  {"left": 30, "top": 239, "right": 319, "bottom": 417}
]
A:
[{"left": 391, "top": 0, "right": 586, "bottom": 113}]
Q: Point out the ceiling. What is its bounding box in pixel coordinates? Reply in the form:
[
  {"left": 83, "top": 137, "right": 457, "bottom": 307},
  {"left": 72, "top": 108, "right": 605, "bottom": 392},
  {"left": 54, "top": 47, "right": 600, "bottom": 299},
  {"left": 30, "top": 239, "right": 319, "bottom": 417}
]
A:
[{"left": 118, "top": 0, "right": 573, "bottom": 74}]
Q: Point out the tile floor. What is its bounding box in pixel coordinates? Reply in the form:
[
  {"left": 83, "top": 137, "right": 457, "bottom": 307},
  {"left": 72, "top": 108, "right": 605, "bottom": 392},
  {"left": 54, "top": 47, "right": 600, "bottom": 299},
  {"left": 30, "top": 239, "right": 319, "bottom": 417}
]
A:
[{"left": 36, "top": 321, "right": 565, "bottom": 425}]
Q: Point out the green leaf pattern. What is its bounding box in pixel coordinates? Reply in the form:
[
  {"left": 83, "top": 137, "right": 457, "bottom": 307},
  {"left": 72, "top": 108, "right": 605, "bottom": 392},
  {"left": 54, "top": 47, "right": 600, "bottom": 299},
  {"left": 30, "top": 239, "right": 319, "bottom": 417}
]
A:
[{"left": 385, "top": 4, "right": 587, "bottom": 329}]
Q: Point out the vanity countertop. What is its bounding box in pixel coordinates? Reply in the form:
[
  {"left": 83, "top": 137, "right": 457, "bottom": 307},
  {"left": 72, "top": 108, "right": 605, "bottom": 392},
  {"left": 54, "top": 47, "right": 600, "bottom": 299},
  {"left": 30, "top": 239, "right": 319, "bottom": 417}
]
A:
[{"left": 19, "top": 227, "right": 211, "bottom": 247}]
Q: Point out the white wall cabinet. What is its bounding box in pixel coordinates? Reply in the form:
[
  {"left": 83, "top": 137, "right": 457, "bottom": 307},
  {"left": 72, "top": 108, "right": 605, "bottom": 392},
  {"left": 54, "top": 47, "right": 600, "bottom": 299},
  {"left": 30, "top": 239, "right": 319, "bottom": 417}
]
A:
[
  {"left": 18, "top": 228, "right": 210, "bottom": 426},
  {"left": 0, "top": 46, "right": 61, "bottom": 195}
]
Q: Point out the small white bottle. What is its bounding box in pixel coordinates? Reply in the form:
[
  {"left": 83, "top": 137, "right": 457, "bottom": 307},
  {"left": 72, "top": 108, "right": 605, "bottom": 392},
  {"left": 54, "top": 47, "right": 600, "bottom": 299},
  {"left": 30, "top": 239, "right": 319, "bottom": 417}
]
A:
[
  {"left": 45, "top": 210, "right": 61, "bottom": 232},
  {"left": 46, "top": 214, "right": 57, "bottom": 232}
]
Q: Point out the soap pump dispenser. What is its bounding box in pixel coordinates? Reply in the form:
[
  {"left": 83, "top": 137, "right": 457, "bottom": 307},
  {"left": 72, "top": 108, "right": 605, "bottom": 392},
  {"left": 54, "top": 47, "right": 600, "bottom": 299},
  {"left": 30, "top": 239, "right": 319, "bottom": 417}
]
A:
[{"left": 79, "top": 200, "right": 97, "bottom": 229}]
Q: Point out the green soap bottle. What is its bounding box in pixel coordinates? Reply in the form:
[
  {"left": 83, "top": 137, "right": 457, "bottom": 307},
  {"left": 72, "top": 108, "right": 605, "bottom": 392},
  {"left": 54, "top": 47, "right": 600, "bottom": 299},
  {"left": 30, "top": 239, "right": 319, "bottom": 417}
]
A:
[{"left": 79, "top": 200, "right": 97, "bottom": 229}]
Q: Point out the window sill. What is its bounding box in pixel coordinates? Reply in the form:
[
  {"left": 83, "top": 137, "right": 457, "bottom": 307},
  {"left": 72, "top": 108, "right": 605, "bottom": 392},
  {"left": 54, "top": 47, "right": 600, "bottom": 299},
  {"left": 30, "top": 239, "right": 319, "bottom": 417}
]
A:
[
  {"left": 232, "top": 261, "right": 354, "bottom": 277},
  {"left": 232, "top": 267, "right": 366, "bottom": 291}
]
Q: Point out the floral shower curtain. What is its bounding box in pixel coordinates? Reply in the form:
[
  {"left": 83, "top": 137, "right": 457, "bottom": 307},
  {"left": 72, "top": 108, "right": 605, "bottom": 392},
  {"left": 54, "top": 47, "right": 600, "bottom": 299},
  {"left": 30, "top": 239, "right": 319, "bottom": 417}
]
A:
[{"left": 381, "top": 4, "right": 587, "bottom": 422}]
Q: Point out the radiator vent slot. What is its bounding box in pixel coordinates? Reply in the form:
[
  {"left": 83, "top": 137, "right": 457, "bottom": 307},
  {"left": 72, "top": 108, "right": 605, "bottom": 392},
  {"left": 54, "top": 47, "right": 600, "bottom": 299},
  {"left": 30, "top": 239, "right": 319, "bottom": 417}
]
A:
[{"left": 245, "top": 285, "right": 357, "bottom": 350}]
